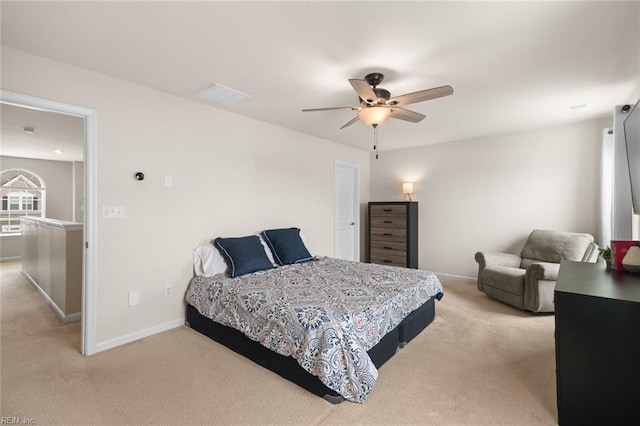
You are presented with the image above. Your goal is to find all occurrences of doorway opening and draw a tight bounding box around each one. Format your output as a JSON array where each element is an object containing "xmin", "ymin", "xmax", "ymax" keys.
[{"xmin": 1, "ymin": 90, "xmax": 97, "ymax": 355}]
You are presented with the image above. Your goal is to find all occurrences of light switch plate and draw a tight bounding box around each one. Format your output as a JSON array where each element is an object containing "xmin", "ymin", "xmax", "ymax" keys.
[{"xmin": 102, "ymin": 205, "xmax": 125, "ymax": 218}]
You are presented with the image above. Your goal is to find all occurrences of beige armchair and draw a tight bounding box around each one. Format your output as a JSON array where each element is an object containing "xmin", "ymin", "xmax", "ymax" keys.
[{"xmin": 474, "ymin": 230, "xmax": 600, "ymax": 313}]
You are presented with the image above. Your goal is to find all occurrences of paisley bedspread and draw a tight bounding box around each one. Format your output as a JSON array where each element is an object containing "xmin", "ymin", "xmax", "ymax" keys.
[{"xmin": 185, "ymin": 256, "xmax": 443, "ymax": 403}]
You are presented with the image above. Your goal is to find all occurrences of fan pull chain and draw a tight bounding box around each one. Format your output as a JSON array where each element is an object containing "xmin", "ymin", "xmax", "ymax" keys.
[{"xmin": 373, "ymin": 125, "xmax": 379, "ymax": 159}]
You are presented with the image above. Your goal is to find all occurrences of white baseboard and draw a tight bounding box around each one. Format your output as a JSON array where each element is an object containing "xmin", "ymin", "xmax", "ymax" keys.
[
  {"xmin": 21, "ymin": 269, "xmax": 81, "ymax": 323},
  {"xmin": 96, "ymin": 318, "xmax": 186, "ymax": 353},
  {"xmin": 434, "ymin": 271, "xmax": 476, "ymax": 283},
  {"xmin": 1, "ymin": 256, "xmax": 21, "ymax": 262},
  {"xmin": 63, "ymin": 312, "xmax": 82, "ymax": 322}
]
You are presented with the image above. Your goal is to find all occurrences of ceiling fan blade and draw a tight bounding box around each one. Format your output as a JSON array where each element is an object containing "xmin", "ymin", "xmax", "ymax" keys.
[
  {"xmin": 340, "ymin": 116, "xmax": 360, "ymax": 129},
  {"xmin": 388, "ymin": 85, "xmax": 454, "ymax": 106},
  {"xmin": 349, "ymin": 79, "xmax": 378, "ymax": 104},
  {"xmin": 302, "ymin": 106, "xmax": 360, "ymax": 112},
  {"xmin": 390, "ymin": 107, "xmax": 426, "ymax": 123}
]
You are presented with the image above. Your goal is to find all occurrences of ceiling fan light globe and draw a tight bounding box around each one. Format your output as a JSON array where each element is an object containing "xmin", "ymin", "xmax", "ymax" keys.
[{"xmin": 359, "ymin": 107, "xmax": 391, "ymax": 127}]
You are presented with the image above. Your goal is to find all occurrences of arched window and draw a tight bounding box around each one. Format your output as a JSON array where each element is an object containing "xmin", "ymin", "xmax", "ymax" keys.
[{"xmin": 0, "ymin": 169, "xmax": 46, "ymax": 235}]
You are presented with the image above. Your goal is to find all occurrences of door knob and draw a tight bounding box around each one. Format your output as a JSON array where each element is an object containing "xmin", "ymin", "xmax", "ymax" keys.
[{"xmin": 350, "ymin": 222, "xmax": 355, "ymax": 225}]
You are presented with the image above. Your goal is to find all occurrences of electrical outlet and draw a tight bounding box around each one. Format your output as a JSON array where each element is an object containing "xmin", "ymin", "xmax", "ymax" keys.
[
  {"xmin": 164, "ymin": 285, "xmax": 173, "ymax": 297},
  {"xmin": 128, "ymin": 290, "xmax": 140, "ymax": 306}
]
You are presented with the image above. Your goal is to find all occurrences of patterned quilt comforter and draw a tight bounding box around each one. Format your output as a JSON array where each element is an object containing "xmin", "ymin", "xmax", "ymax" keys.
[{"xmin": 185, "ymin": 256, "xmax": 443, "ymax": 403}]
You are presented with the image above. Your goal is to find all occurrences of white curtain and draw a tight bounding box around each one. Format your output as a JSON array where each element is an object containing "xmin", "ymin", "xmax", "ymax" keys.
[{"xmin": 600, "ymin": 128, "xmax": 614, "ymax": 248}]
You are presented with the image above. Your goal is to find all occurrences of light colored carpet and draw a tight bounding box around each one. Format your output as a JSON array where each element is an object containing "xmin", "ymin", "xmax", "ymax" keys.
[{"xmin": 1, "ymin": 261, "xmax": 557, "ymax": 425}]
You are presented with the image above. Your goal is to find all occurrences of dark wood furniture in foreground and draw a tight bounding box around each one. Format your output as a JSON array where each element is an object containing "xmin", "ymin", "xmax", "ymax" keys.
[
  {"xmin": 555, "ymin": 261, "xmax": 640, "ymax": 425},
  {"xmin": 368, "ymin": 201, "xmax": 418, "ymax": 268}
]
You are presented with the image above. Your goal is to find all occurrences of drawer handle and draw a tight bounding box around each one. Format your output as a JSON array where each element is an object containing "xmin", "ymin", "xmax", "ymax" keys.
[
  {"xmin": 383, "ymin": 209, "xmax": 392, "ymax": 212},
  {"xmin": 383, "ymin": 260, "xmax": 392, "ymax": 263},
  {"xmin": 383, "ymin": 246, "xmax": 393, "ymax": 250},
  {"xmin": 383, "ymin": 233, "xmax": 392, "ymax": 236},
  {"xmin": 383, "ymin": 220, "xmax": 393, "ymax": 224}
]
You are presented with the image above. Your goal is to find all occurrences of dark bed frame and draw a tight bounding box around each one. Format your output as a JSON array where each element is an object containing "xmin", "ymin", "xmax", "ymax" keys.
[{"xmin": 186, "ymin": 294, "xmax": 441, "ymax": 404}]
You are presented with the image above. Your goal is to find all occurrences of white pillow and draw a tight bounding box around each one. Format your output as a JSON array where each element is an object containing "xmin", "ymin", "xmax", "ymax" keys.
[
  {"xmin": 193, "ymin": 235, "xmax": 277, "ymax": 276},
  {"xmin": 259, "ymin": 235, "xmax": 278, "ymax": 266},
  {"xmin": 193, "ymin": 243, "xmax": 227, "ymax": 276}
]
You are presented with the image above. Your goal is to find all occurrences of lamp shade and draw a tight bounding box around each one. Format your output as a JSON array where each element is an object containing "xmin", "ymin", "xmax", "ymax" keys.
[
  {"xmin": 622, "ymin": 246, "xmax": 640, "ymax": 273},
  {"xmin": 402, "ymin": 182, "xmax": 414, "ymax": 194},
  {"xmin": 359, "ymin": 107, "xmax": 391, "ymax": 127}
]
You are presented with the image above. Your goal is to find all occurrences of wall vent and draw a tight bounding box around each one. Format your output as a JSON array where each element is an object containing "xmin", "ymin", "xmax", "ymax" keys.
[{"xmin": 195, "ymin": 83, "xmax": 251, "ymax": 105}]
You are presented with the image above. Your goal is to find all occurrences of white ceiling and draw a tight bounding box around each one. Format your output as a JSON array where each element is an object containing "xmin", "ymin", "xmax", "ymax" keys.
[
  {"xmin": 1, "ymin": 1, "xmax": 639, "ymax": 155},
  {"xmin": 1, "ymin": 103, "xmax": 84, "ymax": 162}
]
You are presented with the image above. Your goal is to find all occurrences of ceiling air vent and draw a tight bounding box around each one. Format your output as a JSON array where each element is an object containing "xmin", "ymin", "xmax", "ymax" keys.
[
  {"xmin": 566, "ymin": 104, "xmax": 588, "ymax": 112},
  {"xmin": 195, "ymin": 83, "xmax": 251, "ymax": 105}
]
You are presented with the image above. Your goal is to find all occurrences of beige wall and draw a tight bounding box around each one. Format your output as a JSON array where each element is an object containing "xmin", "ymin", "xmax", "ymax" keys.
[
  {"xmin": 0, "ymin": 155, "xmax": 76, "ymax": 221},
  {"xmin": 73, "ymin": 161, "xmax": 84, "ymax": 223},
  {"xmin": 1, "ymin": 47, "xmax": 370, "ymax": 345},
  {"xmin": 0, "ymin": 155, "xmax": 82, "ymax": 259},
  {"xmin": 370, "ymin": 119, "xmax": 608, "ymax": 279},
  {"xmin": 0, "ymin": 235, "xmax": 21, "ymax": 261}
]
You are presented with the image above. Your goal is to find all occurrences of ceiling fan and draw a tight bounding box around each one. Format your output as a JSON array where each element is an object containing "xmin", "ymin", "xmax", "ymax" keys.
[{"xmin": 302, "ymin": 72, "xmax": 453, "ymax": 158}]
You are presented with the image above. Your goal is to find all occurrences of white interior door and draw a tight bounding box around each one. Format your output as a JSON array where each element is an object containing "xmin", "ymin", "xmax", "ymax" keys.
[{"xmin": 335, "ymin": 162, "xmax": 359, "ymax": 261}]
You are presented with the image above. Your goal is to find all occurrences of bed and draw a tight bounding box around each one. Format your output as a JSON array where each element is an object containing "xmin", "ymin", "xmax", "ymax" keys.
[{"xmin": 185, "ymin": 230, "xmax": 443, "ymax": 403}]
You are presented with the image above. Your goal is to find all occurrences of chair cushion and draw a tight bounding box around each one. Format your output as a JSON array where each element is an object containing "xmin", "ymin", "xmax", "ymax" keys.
[
  {"xmin": 482, "ymin": 266, "xmax": 526, "ymax": 296},
  {"xmin": 520, "ymin": 230, "xmax": 594, "ymax": 264}
]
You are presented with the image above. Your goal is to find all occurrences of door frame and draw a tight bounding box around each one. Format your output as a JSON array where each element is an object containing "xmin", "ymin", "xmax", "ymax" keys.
[
  {"xmin": 334, "ymin": 161, "xmax": 360, "ymax": 261},
  {"xmin": 1, "ymin": 90, "xmax": 98, "ymax": 356}
]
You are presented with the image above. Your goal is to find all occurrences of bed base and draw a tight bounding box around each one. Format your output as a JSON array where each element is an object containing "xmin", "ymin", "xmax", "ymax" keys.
[{"xmin": 186, "ymin": 296, "xmax": 437, "ymax": 403}]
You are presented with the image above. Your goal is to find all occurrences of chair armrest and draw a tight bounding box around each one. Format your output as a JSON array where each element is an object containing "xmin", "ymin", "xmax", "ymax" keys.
[
  {"xmin": 474, "ymin": 251, "xmax": 522, "ymax": 269},
  {"xmin": 524, "ymin": 262, "xmax": 561, "ymax": 312},
  {"xmin": 582, "ymin": 242, "xmax": 600, "ymax": 263},
  {"xmin": 474, "ymin": 251, "xmax": 522, "ymax": 292},
  {"xmin": 525, "ymin": 262, "xmax": 560, "ymax": 281}
]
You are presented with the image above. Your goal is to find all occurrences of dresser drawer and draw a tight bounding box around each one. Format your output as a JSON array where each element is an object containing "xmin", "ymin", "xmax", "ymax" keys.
[
  {"xmin": 370, "ymin": 204, "xmax": 407, "ymax": 217},
  {"xmin": 370, "ymin": 254, "xmax": 407, "ymax": 268},
  {"xmin": 370, "ymin": 229, "xmax": 407, "ymax": 244},
  {"xmin": 371, "ymin": 248, "xmax": 407, "ymax": 261},
  {"xmin": 371, "ymin": 241, "xmax": 406, "ymax": 254},
  {"xmin": 370, "ymin": 216, "xmax": 406, "ymax": 229}
]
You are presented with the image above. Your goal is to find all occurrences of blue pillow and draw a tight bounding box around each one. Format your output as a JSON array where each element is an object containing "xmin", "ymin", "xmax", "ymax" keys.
[
  {"xmin": 213, "ymin": 236, "xmax": 275, "ymax": 278},
  {"xmin": 261, "ymin": 228, "xmax": 314, "ymax": 266}
]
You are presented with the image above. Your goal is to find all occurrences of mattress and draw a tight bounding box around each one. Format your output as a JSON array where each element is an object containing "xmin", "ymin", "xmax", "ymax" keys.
[
  {"xmin": 186, "ymin": 298, "xmax": 436, "ymax": 403},
  {"xmin": 186, "ymin": 256, "xmax": 443, "ymax": 403}
]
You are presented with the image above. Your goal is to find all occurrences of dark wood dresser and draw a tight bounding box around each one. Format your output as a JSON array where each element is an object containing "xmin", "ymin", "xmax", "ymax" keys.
[
  {"xmin": 555, "ymin": 261, "xmax": 640, "ymax": 425},
  {"xmin": 367, "ymin": 201, "xmax": 418, "ymax": 269}
]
